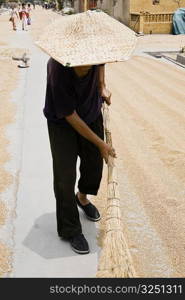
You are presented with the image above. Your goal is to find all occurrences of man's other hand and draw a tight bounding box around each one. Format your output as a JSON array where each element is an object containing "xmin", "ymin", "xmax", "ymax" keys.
[
  {"xmin": 101, "ymin": 87, "xmax": 112, "ymax": 106},
  {"xmin": 98, "ymin": 142, "xmax": 116, "ymax": 164}
]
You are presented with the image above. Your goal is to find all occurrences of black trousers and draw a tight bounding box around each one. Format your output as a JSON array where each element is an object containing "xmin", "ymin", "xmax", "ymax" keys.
[{"xmin": 47, "ymin": 113, "xmax": 104, "ymax": 239}]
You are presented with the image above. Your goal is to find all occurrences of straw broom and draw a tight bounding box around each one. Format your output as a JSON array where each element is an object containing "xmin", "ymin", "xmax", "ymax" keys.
[{"xmin": 96, "ymin": 103, "xmax": 136, "ymax": 278}]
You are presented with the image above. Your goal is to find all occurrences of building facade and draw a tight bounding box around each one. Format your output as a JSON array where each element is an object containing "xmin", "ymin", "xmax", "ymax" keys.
[
  {"xmin": 74, "ymin": 0, "xmax": 185, "ymax": 34},
  {"xmin": 74, "ymin": 0, "xmax": 98, "ymax": 12},
  {"xmin": 129, "ymin": 0, "xmax": 185, "ymax": 33}
]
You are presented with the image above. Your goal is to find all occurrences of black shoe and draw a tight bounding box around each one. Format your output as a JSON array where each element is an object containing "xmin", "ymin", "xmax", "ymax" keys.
[
  {"xmin": 76, "ymin": 194, "xmax": 101, "ymax": 222},
  {"xmin": 69, "ymin": 233, "xmax": 89, "ymax": 254}
]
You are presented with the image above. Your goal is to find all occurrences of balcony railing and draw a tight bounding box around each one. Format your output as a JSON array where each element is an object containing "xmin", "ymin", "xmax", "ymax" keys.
[{"xmin": 130, "ymin": 12, "xmax": 174, "ymax": 33}]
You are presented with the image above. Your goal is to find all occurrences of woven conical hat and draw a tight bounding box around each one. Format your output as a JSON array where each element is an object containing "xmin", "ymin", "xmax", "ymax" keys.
[{"xmin": 35, "ymin": 10, "xmax": 137, "ymax": 67}]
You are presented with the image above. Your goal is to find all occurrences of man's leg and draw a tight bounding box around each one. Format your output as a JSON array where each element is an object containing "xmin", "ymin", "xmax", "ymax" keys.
[
  {"xmin": 24, "ymin": 18, "xmax": 27, "ymax": 30},
  {"xmin": 12, "ymin": 18, "xmax": 16, "ymax": 30},
  {"xmin": 47, "ymin": 121, "xmax": 82, "ymax": 239},
  {"xmin": 22, "ymin": 18, "xmax": 24, "ymax": 30},
  {"xmin": 78, "ymin": 113, "xmax": 104, "ymax": 201}
]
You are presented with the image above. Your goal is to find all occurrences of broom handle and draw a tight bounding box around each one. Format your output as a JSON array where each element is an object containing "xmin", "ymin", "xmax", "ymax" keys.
[
  {"xmin": 102, "ymin": 103, "xmax": 110, "ymax": 144},
  {"xmin": 102, "ymin": 102, "xmax": 114, "ymax": 167}
]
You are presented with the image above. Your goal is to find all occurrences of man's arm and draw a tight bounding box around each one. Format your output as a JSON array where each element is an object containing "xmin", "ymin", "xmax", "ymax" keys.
[
  {"xmin": 99, "ymin": 65, "xmax": 112, "ymax": 106},
  {"xmin": 65, "ymin": 111, "xmax": 116, "ymax": 163},
  {"xmin": 99, "ymin": 65, "xmax": 105, "ymax": 89}
]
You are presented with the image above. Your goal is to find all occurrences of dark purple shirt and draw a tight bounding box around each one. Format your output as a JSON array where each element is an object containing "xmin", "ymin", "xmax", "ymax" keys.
[{"xmin": 44, "ymin": 58, "xmax": 103, "ymax": 126}]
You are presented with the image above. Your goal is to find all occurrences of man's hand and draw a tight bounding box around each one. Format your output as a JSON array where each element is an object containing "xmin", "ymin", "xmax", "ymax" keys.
[
  {"xmin": 101, "ymin": 86, "xmax": 112, "ymax": 106},
  {"xmin": 65, "ymin": 112, "xmax": 116, "ymax": 164},
  {"xmin": 98, "ymin": 65, "xmax": 112, "ymax": 106},
  {"xmin": 98, "ymin": 141, "xmax": 116, "ymax": 164}
]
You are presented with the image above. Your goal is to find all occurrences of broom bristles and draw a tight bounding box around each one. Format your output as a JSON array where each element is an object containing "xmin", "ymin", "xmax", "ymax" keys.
[{"xmin": 97, "ymin": 231, "xmax": 136, "ymax": 277}]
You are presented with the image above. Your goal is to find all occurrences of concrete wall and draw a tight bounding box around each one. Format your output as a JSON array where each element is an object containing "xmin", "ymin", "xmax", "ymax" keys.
[
  {"xmin": 130, "ymin": 0, "xmax": 185, "ymax": 13},
  {"xmin": 121, "ymin": 0, "xmax": 130, "ymax": 25},
  {"xmin": 109, "ymin": 0, "xmax": 130, "ymax": 26},
  {"xmin": 97, "ymin": 0, "xmax": 129, "ymax": 26},
  {"xmin": 76, "ymin": 0, "xmax": 185, "ymax": 14},
  {"xmin": 75, "ymin": 0, "xmax": 98, "ymax": 12},
  {"xmin": 143, "ymin": 22, "xmax": 173, "ymax": 34},
  {"xmin": 99, "ymin": 0, "xmax": 114, "ymax": 15},
  {"xmin": 74, "ymin": 0, "xmax": 85, "ymax": 12},
  {"xmin": 74, "ymin": 0, "xmax": 80, "ymax": 12}
]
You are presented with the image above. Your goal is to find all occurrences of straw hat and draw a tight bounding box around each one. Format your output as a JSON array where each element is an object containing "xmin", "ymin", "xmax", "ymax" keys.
[{"xmin": 35, "ymin": 10, "xmax": 137, "ymax": 67}]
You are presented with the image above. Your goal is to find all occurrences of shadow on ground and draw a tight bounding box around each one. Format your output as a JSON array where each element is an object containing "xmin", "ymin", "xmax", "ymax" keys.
[{"xmin": 23, "ymin": 211, "xmax": 100, "ymax": 259}]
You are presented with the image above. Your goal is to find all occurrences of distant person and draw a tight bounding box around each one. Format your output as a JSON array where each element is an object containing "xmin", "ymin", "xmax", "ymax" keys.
[
  {"xmin": 27, "ymin": 3, "xmax": 32, "ymax": 25},
  {"xmin": 18, "ymin": 3, "xmax": 21, "ymax": 12},
  {"xmin": 20, "ymin": 3, "xmax": 28, "ymax": 30},
  {"xmin": 33, "ymin": 1, "xmax": 36, "ymax": 9},
  {"xmin": 9, "ymin": 6, "xmax": 19, "ymax": 31},
  {"xmin": 27, "ymin": 3, "xmax": 32, "ymax": 14}
]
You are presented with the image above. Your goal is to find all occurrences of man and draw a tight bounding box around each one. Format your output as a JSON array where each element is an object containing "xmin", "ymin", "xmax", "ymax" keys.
[
  {"xmin": 20, "ymin": 3, "xmax": 28, "ymax": 31},
  {"xmin": 9, "ymin": 5, "xmax": 19, "ymax": 31},
  {"xmin": 37, "ymin": 9, "xmax": 137, "ymax": 255},
  {"xmin": 44, "ymin": 60, "xmax": 116, "ymax": 254}
]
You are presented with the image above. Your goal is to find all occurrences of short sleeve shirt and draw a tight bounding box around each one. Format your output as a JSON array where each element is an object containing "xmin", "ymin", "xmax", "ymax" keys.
[{"xmin": 44, "ymin": 58, "xmax": 103, "ymax": 127}]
